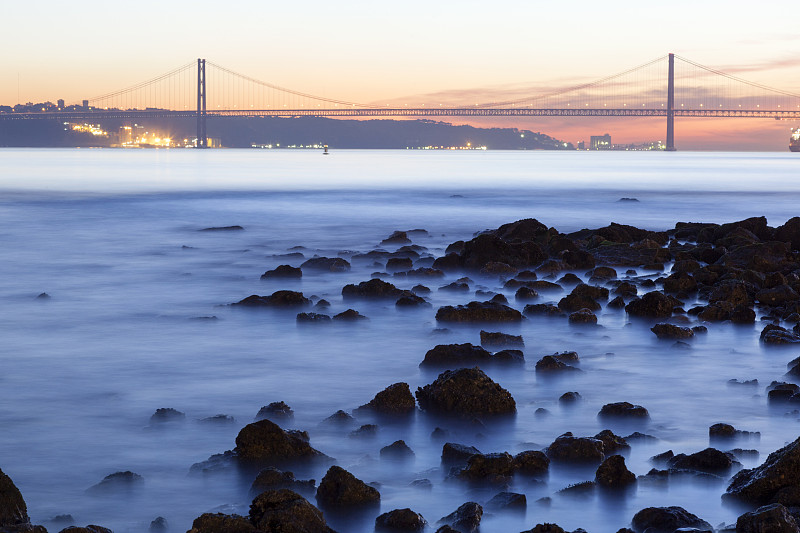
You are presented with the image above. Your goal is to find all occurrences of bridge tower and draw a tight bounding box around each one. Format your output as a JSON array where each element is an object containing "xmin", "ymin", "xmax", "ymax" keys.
[
  {"xmin": 666, "ymin": 53, "xmax": 676, "ymax": 151},
  {"xmin": 196, "ymin": 58, "xmax": 207, "ymax": 148}
]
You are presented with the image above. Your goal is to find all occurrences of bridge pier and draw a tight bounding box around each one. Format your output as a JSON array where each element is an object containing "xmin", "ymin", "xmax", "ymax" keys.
[
  {"xmin": 666, "ymin": 53, "xmax": 676, "ymax": 151},
  {"xmin": 196, "ymin": 58, "xmax": 207, "ymax": 148}
]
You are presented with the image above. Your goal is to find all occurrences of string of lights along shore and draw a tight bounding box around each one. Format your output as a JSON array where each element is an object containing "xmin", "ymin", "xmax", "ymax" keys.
[{"xmin": 2, "ymin": 54, "xmax": 799, "ymax": 150}]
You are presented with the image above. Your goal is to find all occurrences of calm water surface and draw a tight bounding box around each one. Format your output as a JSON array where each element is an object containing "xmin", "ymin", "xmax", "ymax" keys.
[{"xmin": 1, "ymin": 149, "xmax": 799, "ymax": 532}]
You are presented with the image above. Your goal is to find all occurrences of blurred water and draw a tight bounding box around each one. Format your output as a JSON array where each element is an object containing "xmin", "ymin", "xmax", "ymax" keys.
[{"xmin": 0, "ymin": 148, "xmax": 799, "ymax": 532}]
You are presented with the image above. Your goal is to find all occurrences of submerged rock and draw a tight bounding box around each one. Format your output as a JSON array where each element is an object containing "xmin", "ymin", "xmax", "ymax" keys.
[
  {"xmin": 0, "ymin": 468, "xmax": 29, "ymax": 528},
  {"xmin": 630, "ymin": 506, "xmax": 712, "ymax": 533},
  {"xmin": 342, "ymin": 279, "xmax": 404, "ymax": 299},
  {"xmin": 358, "ymin": 383, "xmax": 416, "ymax": 417},
  {"xmin": 598, "ymin": 402, "xmax": 649, "ymax": 419},
  {"xmin": 250, "ymin": 467, "xmax": 315, "ymax": 495},
  {"xmin": 233, "ymin": 291, "xmax": 311, "ymax": 307},
  {"xmin": 150, "ymin": 407, "xmax": 185, "ymax": 423},
  {"xmin": 256, "ymin": 401, "xmax": 294, "ymax": 422},
  {"xmin": 375, "ymin": 508, "xmax": 427, "ymax": 531},
  {"xmin": 595, "ymin": 455, "xmax": 636, "ymax": 488},
  {"xmin": 479, "ymin": 331, "xmax": 524, "ymax": 348},
  {"xmin": 736, "ymin": 503, "xmax": 799, "ymax": 533},
  {"xmin": 437, "ymin": 502, "xmax": 483, "ymax": 533},
  {"xmin": 625, "ymin": 291, "xmax": 675, "ymax": 318},
  {"xmin": 651, "ymin": 323, "xmax": 694, "ymax": 339},
  {"xmin": 86, "ymin": 471, "xmax": 143, "ymax": 494},
  {"xmin": 420, "ymin": 343, "xmax": 492, "ymax": 368},
  {"xmin": 546, "ymin": 432, "xmax": 605, "ymax": 463},
  {"xmin": 435, "ymin": 301, "xmax": 523, "ymax": 323},
  {"xmin": 249, "ymin": 489, "xmax": 335, "ymax": 532},
  {"xmin": 301, "ymin": 257, "xmax": 351, "ymax": 272},
  {"xmin": 726, "ymin": 436, "xmax": 800, "ymax": 506},
  {"xmin": 380, "ymin": 440, "xmax": 415, "ymax": 460},
  {"xmin": 315, "ymin": 465, "xmax": 380, "ymax": 507},
  {"xmin": 415, "ymin": 368, "xmax": 516, "ymax": 417},
  {"xmin": 441, "ymin": 443, "xmax": 482, "ymax": 466},
  {"xmin": 261, "ymin": 265, "xmax": 302, "ymax": 279},
  {"xmin": 235, "ymin": 419, "xmax": 324, "ymax": 465}
]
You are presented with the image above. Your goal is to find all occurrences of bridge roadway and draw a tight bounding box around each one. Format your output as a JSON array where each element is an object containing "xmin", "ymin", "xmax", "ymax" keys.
[{"xmin": 2, "ymin": 108, "xmax": 800, "ymax": 120}]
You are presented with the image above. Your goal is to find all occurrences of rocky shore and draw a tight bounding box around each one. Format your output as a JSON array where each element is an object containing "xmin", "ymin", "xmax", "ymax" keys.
[{"xmin": 5, "ymin": 215, "xmax": 800, "ymax": 533}]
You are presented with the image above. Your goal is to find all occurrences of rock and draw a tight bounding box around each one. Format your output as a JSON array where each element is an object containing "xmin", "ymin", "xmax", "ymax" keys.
[
  {"xmin": 492, "ymin": 349, "xmax": 524, "ymax": 364},
  {"xmin": 249, "ymin": 489, "xmax": 335, "ymax": 532},
  {"xmin": 595, "ymin": 455, "xmax": 636, "ymax": 488},
  {"xmin": 411, "ymin": 284, "xmax": 431, "ymax": 294},
  {"xmin": 296, "ymin": 312, "xmax": 332, "ymax": 323},
  {"xmin": 342, "ymin": 279, "xmax": 404, "ymax": 299},
  {"xmin": 480, "ymin": 331, "xmax": 524, "ymax": 348},
  {"xmin": 523, "ymin": 303, "xmax": 564, "ymax": 316},
  {"xmin": 535, "ymin": 355, "xmax": 580, "ymax": 373},
  {"xmin": 568, "ymin": 309, "xmax": 597, "ymax": 324},
  {"xmin": 589, "ymin": 266, "xmax": 618, "ymax": 281},
  {"xmin": 235, "ymin": 418, "xmax": 324, "ymax": 465},
  {"xmin": 437, "ymin": 502, "xmax": 483, "ymax": 533},
  {"xmin": 481, "ymin": 262, "xmax": 518, "ymax": 275},
  {"xmin": 598, "ymin": 402, "xmax": 649, "ymax": 419},
  {"xmin": 386, "ymin": 257, "xmax": 414, "ymax": 272},
  {"xmin": 356, "ymin": 383, "xmax": 416, "ymax": 417},
  {"xmin": 301, "ymin": 257, "xmax": 350, "ymax": 272},
  {"xmin": 86, "ymin": 471, "xmax": 143, "ymax": 494},
  {"xmin": 515, "ymin": 287, "xmax": 539, "ymax": 301},
  {"xmin": 321, "ymin": 410, "xmax": 354, "ymax": 425},
  {"xmin": 233, "ymin": 291, "xmax": 311, "ymax": 307},
  {"xmin": 256, "ymin": 401, "xmax": 294, "ymax": 422},
  {"xmin": 149, "ymin": 516, "xmax": 168, "ymax": 531},
  {"xmin": 35, "ymin": 292, "xmax": 50, "ymax": 300},
  {"xmin": 663, "ymin": 272, "xmax": 698, "ymax": 293},
  {"xmin": 381, "ymin": 231, "xmax": 412, "ymax": 245},
  {"xmin": 625, "ymin": 291, "xmax": 675, "ymax": 318},
  {"xmin": 726, "ymin": 436, "xmax": 800, "ymax": 506},
  {"xmin": 456, "ymin": 452, "xmax": 515, "ymax": 484},
  {"xmin": 486, "ymin": 491, "xmax": 526, "ymax": 511},
  {"xmin": 188, "ymin": 513, "xmax": 256, "ymax": 533},
  {"xmin": 435, "ymin": 301, "xmax": 523, "ymax": 323},
  {"xmin": 420, "ymin": 344, "xmax": 492, "ymax": 368},
  {"xmin": 546, "ymin": 432, "xmax": 605, "ymax": 463},
  {"xmin": 651, "ymin": 323, "xmax": 694, "ymax": 339},
  {"xmin": 416, "ymin": 368, "xmax": 516, "ymax": 417},
  {"xmin": 150, "ymin": 407, "xmax": 185, "ymax": 423},
  {"xmin": 200, "ymin": 225, "xmax": 244, "ymax": 231},
  {"xmin": 200, "ymin": 414, "xmax": 236, "ymax": 424},
  {"xmin": 61, "ymin": 526, "xmax": 113, "ymax": 533},
  {"xmin": 559, "ymin": 391, "xmax": 582, "ymax": 404},
  {"xmin": 559, "ymin": 283, "xmax": 608, "ymax": 312},
  {"xmin": 442, "ymin": 443, "xmax": 482, "ymax": 466},
  {"xmin": 250, "ymin": 467, "xmax": 315, "ymax": 495},
  {"xmin": 0, "ymin": 468, "xmax": 28, "ymax": 528},
  {"xmin": 757, "ymin": 285, "xmax": 800, "ymax": 306},
  {"xmin": 315, "ymin": 465, "xmax": 380, "ymax": 507},
  {"xmin": 396, "ymin": 294, "xmax": 429, "ymax": 307},
  {"xmin": 709, "ymin": 423, "xmax": 737, "ymax": 438},
  {"xmin": 261, "ymin": 265, "xmax": 302, "ymax": 279},
  {"xmin": 630, "ymin": 506, "xmax": 712, "ymax": 533},
  {"xmin": 594, "ymin": 429, "xmax": 630, "ymax": 454},
  {"xmin": 439, "ymin": 282, "xmax": 470, "ymax": 292},
  {"xmin": 512, "ymin": 450, "xmax": 549, "ymax": 476},
  {"xmin": 732, "ymin": 305, "xmax": 757, "ymax": 324},
  {"xmin": 380, "ymin": 440, "xmax": 415, "ymax": 460},
  {"xmin": 736, "ymin": 503, "xmax": 799, "ymax": 533},
  {"xmin": 375, "ymin": 508, "xmax": 427, "ymax": 531},
  {"xmin": 668, "ymin": 448, "xmax": 738, "ymax": 474},
  {"xmin": 349, "ymin": 424, "xmax": 378, "ymax": 438},
  {"xmin": 761, "ymin": 324, "xmax": 800, "ymax": 345},
  {"xmin": 520, "ymin": 525, "xmax": 567, "ymax": 533},
  {"xmin": 332, "ymin": 309, "xmax": 368, "ymax": 321}
]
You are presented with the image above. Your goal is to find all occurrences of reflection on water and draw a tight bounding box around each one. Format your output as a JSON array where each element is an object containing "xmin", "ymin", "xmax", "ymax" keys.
[{"xmin": 0, "ymin": 149, "xmax": 798, "ymax": 532}]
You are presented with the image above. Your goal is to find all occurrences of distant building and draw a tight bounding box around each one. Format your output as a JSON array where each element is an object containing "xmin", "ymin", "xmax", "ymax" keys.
[
  {"xmin": 590, "ymin": 134, "xmax": 611, "ymax": 150},
  {"xmin": 82, "ymin": 100, "xmax": 89, "ymax": 109},
  {"xmin": 577, "ymin": 141, "xmax": 586, "ymax": 150},
  {"xmin": 57, "ymin": 99, "xmax": 64, "ymax": 109}
]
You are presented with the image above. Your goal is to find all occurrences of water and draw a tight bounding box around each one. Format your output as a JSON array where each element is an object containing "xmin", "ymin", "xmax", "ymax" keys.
[{"xmin": 0, "ymin": 148, "xmax": 799, "ymax": 533}]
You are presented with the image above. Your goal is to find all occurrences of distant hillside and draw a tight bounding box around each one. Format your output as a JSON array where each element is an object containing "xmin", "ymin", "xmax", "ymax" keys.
[{"xmin": 0, "ymin": 115, "xmax": 573, "ymax": 150}]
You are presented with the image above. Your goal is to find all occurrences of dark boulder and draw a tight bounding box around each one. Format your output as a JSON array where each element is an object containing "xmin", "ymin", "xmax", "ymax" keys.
[
  {"xmin": 625, "ymin": 291, "xmax": 674, "ymax": 318},
  {"xmin": 456, "ymin": 452, "xmax": 515, "ymax": 484},
  {"xmin": 559, "ymin": 391, "xmax": 582, "ymax": 404},
  {"xmin": 777, "ymin": 217, "xmax": 800, "ymax": 250},
  {"xmin": 558, "ymin": 283, "xmax": 607, "ymax": 312},
  {"xmin": 492, "ymin": 349, "xmax": 524, "ymax": 364},
  {"xmin": 332, "ymin": 309, "xmax": 368, "ymax": 321},
  {"xmin": 663, "ymin": 271, "xmax": 698, "ymax": 293},
  {"xmin": 250, "ymin": 467, "xmax": 315, "ymax": 495},
  {"xmin": 435, "ymin": 301, "xmax": 523, "ymax": 323},
  {"xmin": 458, "ymin": 233, "xmax": 545, "ymax": 271},
  {"xmin": 234, "ymin": 291, "xmax": 311, "ymax": 307},
  {"xmin": 386, "ymin": 257, "xmax": 414, "ymax": 272},
  {"xmin": 595, "ymin": 455, "xmax": 636, "ymax": 488},
  {"xmin": 235, "ymin": 419, "xmax": 324, "ymax": 465},
  {"xmin": 375, "ymin": 508, "xmax": 427, "ymax": 531},
  {"xmin": 761, "ymin": 324, "xmax": 800, "ymax": 345},
  {"xmin": 315, "ymin": 465, "xmax": 380, "ymax": 507},
  {"xmin": 523, "ymin": 303, "xmax": 564, "ymax": 316},
  {"xmin": 0, "ymin": 468, "xmax": 28, "ymax": 528},
  {"xmin": 342, "ymin": 279, "xmax": 403, "ymax": 299},
  {"xmin": 249, "ymin": 489, "xmax": 335, "ymax": 532},
  {"xmin": 261, "ymin": 265, "xmax": 302, "ymax": 279},
  {"xmin": 515, "ymin": 286, "xmax": 539, "ymax": 301},
  {"xmin": 630, "ymin": 506, "xmax": 712, "ymax": 533},
  {"xmin": 86, "ymin": 471, "xmax": 143, "ymax": 494},
  {"xmin": 188, "ymin": 513, "xmax": 256, "ymax": 533},
  {"xmin": 726, "ymin": 436, "xmax": 800, "ymax": 506},
  {"xmin": 200, "ymin": 225, "xmax": 244, "ymax": 231},
  {"xmin": 513, "ymin": 450, "xmax": 549, "ymax": 476},
  {"xmin": 356, "ymin": 382, "xmax": 416, "ymax": 417},
  {"xmin": 442, "ymin": 443, "xmax": 481, "ymax": 466},
  {"xmin": 486, "ymin": 491, "xmax": 526, "ymax": 511},
  {"xmin": 479, "ymin": 331, "xmax": 524, "ymax": 348},
  {"xmin": 667, "ymin": 447, "xmax": 738, "ymax": 474},
  {"xmin": 416, "ymin": 368, "xmax": 516, "ymax": 417},
  {"xmin": 546, "ymin": 432, "xmax": 605, "ymax": 463},
  {"xmin": 520, "ymin": 525, "xmax": 566, "ymax": 533},
  {"xmin": 568, "ymin": 309, "xmax": 597, "ymax": 324},
  {"xmin": 396, "ymin": 294, "xmax": 429, "ymax": 307},
  {"xmin": 594, "ymin": 429, "xmax": 630, "ymax": 454},
  {"xmin": 301, "ymin": 257, "xmax": 350, "ymax": 272},
  {"xmin": 598, "ymin": 402, "xmax": 649, "ymax": 419},
  {"xmin": 736, "ymin": 503, "xmax": 799, "ymax": 533},
  {"xmin": 61, "ymin": 526, "xmax": 114, "ymax": 533},
  {"xmin": 150, "ymin": 407, "xmax": 185, "ymax": 423},
  {"xmin": 256, "ymin": 402, "xmax": 294, "ymax": 422},
  {"xmin": 296, "ymin": 312, "xmax": 332, "ymax": 323},
  {"xmin": 757, "ymin": 285, "xmax": 800, "ymax": 307},
  {"xmin": 437, "ymin": 502, "xmax": 483, "ymax": 533},
  {"xmin": 535, "ymin": 355, "xmax": 579, "ymax": 373},
  {"xmin": 650, "ymin": 323, "xmax": 694, "ymax": 339},
  {"xmin": 420, "ymin": 344, "xmax": 492, "ymax": 368}
]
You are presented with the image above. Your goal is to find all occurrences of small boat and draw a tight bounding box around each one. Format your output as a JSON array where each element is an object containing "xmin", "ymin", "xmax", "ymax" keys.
[
  {"xmin": 791, "ymin": 128, "xmax": 800, "ymax": 152},
  {"xmin": 323, "ymin": 145, "xmax": 329, "ymax": 155}
]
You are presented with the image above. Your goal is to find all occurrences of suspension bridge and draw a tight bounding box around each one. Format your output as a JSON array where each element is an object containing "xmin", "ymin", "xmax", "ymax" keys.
[{"xmin": 2, "ymin": 54, "xmax": 799, "ymax": 150}]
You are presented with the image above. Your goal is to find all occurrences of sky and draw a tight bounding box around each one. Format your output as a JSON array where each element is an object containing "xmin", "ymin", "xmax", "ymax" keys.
[{"xmin": 2, "ymin": 0, "xmax": 799, "ymax": 150}]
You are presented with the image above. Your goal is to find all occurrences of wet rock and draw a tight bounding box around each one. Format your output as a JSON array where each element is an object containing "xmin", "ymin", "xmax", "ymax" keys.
[
  {"xmin": 442, "ymin": 443, "xmax": 482, "ymax": 466},
  {"xmin": 416, "ymin": 368, "xmax": 516, "ymax": 417},
  {"xmin": 149, "ymin": 517, "xmax": 168, "ymax": 532},
  {"xmin": 479, "ymin": 331, "xmax": 524, "ymax": 348},
  {"xmin": 480, "ymin": 262, "xmax": 518, "ymax": 275},
  {"xmin": 535, "ymin": 355, "xmax": 580, "ymax": 373},
  {"xmin": 60, "ymin": 526, "xmax": 113, "ymax": 533},
  {"xmin": 515, "ymin": 287, "xmax": 539, "ymax": 301},
  {"xmin": 663, "ymin": 271, "xmax": 698, "ymax": 293},
  {"xmin": 546, "ymin": 432, "xmax": 605, "ymax": 463},
  {"xmin": 411, "ymin": 284, "xmax": 430, "ymax": 294},
  {"xmin": 315, "ymin": 465, "xmax": 379, "ymax": 507},
  {"xmin": 234, "ymin": 291, "xmax": 311, "ymax": 307},
  {"xmin": 296, "ymin": 312, "xmax": 332, "ymax": 323},
  {"xmin": 396, "ymin": 294, "xmax": 429, "ymax": 307},
  {"xmin": 332, "ymin": 309, "xmax": 368, "ymax": 321},
  {"xmin": 625, "ymin": 432, "xmax": 657, "ymax": 443},
  {"xmin": 250, "ymin": 467, "xmax": 315, "ymax": 495},
  {"xmin": 437, "ymin": 502, "xmax": 483, "ymax": 533},
  {"xmin": 86, "ymin": 471, "xmax": 143, "ymax": 494},
  {"xmin": 614, "ymin": 281, "xmax": 638, "ymax": 297},
  {"xmin": 380, "ymin": 440, "xmax": 415, "ymax": 460},
  {"xmin": 589, "ymin": 266, "xmax": 618, "ymax": 281},
  {"xmin": 667, "ymin": 448, "xmax": 738, "ymax": 474},
  {"xmin": 559, "ymin": 391, "xmax": 582, "ymax": 404},
  {"xmin": 568, "ymin": 309, "xmax": 597, "ymax": 324},
  {"xmin": 598, "ymin": 402, "xmax": 649, "ymax": 419},
  {"xmin": 435, "ymin": 301, "xmax": 523, "ymax": 323},
  {"xmin": 492, "ymin": 349, "xmax": 525, "ymax": 364},
  {"xmin": 200, "ymin": 225, "xmax": 244, "ymax": 231},
  {"xmin": 439, "ymin": 282, "xmax": 470, "ymax": 292},
  {"xmin": 200, "ymin": 414, "xmax": 236, "ymax": 424},
  {"xmin": 315, "ymin": 299, "xmax": 330, "ymax": 309},
  {"xmin": 35, "ymin": 292, "xmax": 50, "ymax": 300},
  {"xmin": 0, "ymin": 468, "xmax": 29, "ymax": 528},
  {"xmin": 523, "ymin": 303, "xmax": 564, "ymax": 316},
  {"xmin": 731, "ymin": 305, "xmax": 757, "ymax": 324},
  {"xmin": 486, "ymin": 491, "xmax": 526, "ymax": 511},
  {"xmin": 625, "ymin": 291, "xmax": 675, "ymax": 318},
  {"xmin": 150, "ymin": 407, "xmax": 185, "ymax": 423},
  {"xmin": 726, "ymin": 436, "xmax": 800, "ymax": 506},
  {"xmin": 556, "ymin": 481, "xmax": 596, "ymax": 497},
  {"xmin": 513, "ymin": 450, "xmax": 550, "ymax": 476},
  {"xmin": 188, "ymin": 513, "xmax": 256, "ymax": 533},
  {"xmin": 375, "ymin": 508, "xmax": 427, "ymax": 531},
  {"xmin": 456, "ymin": 452, "xmax": 515, "ymax": 484},
  {"xmin": 249, "ymin": 489, "xmax": 335, "ymax": 532},
  {"xmin": 631, "ymin": 506, "xmax": 712, "ymax": 533},
  {"xmin": 735, "ymin": 503, "xmax": 799, "ymax": 533},
  {"xmin": 651, "ymin": 323, "xmax": 694, "ymax": 339},
  {"xmin": 767, "ymin": 383, "xmax": 800, "ymax": 403},
  {"xmin": 405, "ymin": 267, "xmax": 445, "ymax": 278},
  {"xmin": 520, "ymin": 525, "xmax": 566, "ymax": 533},
  {"xmin": 456, "ymin": 232, "xmax": 546, "ymax": 271},
  {"xmin": 709, "ymin": 423, "xmax": 759, "ymax": 440},
  {"xmin": 322, "ymin": 410, "xmax": 354, "ymax": 425},
  {"xmin": 757, "ymin": 285, "xmax": 800, "ymax": 307},
  {"xmin": 301, "ymin": 257, "xmax": 351, "ymax": 272},
  {"xmin": 261, "ymin": 265, "xmax": 302, "ymax": 279},
  {"xmin": 595, "ymin": 455, "xmax": 636, "ymax": 488},
  {"xmin": 558, "ymin": 284, "xmax": 607, "ymax": 312},
  {"xmin": 410, "ymin": 479, "xmax": 432, "ymax": 490},
  {"xmin": 342, "ymin": 279, "xmax": 404, "ymax": 299},
  {"xmin": 420, "ymin": 343, "xmax": 492, "ymax": 368},
  {"xmin": 761, "ymin": 324, "xmax": 800, "ymax": 345},
  {"xmin": 608, "ymin": 296, "xmax": 627, "ymax": 309},
  {"xmin": 349, "ymin": 424, "xmax": 378, "ymax": 438},
  {"xmin": 256, "ymin": 401, "xmax": 294, "ymax": 422},
  {"xmin": 356, "ymin": 383, "xmax": 416, "ymax": 417},
  {"xmin": 381, "ymin": 231, "xmax": 412, "ymax": 245},
  {"xmin": 235, "ymin": 419, "xmax": 324, "ymax": 465},
  {"xmin": 697, "ymin": 302, "xmax": 734, "ymax": 322},
  {"xmin": 386, "ymin": 257, "xmax": 413, "ymax": 272},
  {"xmin": 594, "ymin": 429, "xmax": 630, "ymax": 454}
]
